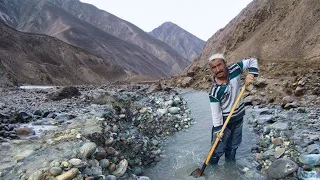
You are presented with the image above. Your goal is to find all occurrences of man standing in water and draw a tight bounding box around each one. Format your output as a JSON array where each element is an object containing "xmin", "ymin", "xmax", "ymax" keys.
[{"xmin": 208, "ymin": 53, "xmax": 258, "ymax": 165}]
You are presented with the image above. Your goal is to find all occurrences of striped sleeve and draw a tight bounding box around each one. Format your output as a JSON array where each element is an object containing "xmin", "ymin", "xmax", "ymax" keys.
[
  {"xmin": 236, "ymin": 58, "xmax": 259, "ymax": 77},
  {"xmin": 209, "ymin": 96, "xmax": 223, "ymax": 127},
  {"xmin": 209, "ymin": 86, "xmax": 223, "ymax": 127}
]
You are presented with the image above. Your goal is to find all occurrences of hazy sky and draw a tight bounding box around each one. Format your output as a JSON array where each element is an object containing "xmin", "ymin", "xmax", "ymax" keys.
[{"xmin": 80, "ymin": 0, "xmax": 253, "ymax": 41}]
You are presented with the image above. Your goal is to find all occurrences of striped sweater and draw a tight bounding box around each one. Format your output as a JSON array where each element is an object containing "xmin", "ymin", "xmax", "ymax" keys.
[{"xmin": 209, "ymin": 58, "xmax": 258, "ymax": 127}]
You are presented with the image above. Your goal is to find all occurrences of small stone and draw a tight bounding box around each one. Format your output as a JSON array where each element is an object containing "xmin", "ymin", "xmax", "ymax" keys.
[
  {"xmin": 255, "ymin": 153, "xmax": 264, "ymax": 160},
  {"xmin": 112, "ymin": 125, "xmax": 119, "ymax": 133},
  {"xmin": 56, "ymin": 168, "xmax": 79, "ymax": 180},
  {"xmin": 112, "ymin": 159, "xmax": 128, "ymax": 177},
  {"xmin": 108, "ymin": 163, "xmax": 116, "ymax": 173},
  {"xmin": 61, "ymin": 161, "xmax": 69, "ymax": 168},
  {"xmin": 168, "ymin": 107, "xmax": 180, "ymax": 114},
  {"xmin": 80, "ymin": 142, "xmax": 97, "ymax": 158},
  {"xmin": 68, "ymin": 158, "xmax": 82, "ymax": 166},
  {"xmin": 106, "ymin": 147, "xmax": 116, "ymax": 155},
  {"xmin": 15, "ymin": 127, "xmax": 35, "ymax": 136},
  {"xmin": 139, "ymin": 108, "xmax": 147, "ymax": 114},
  {"xmin": 156, "ymin": 109, "xmax": 168, "ymax": 117},
  {"xmin": 137, "ymin": 176, "xmax": 151, "ymax": 180},
  {"xmin": 99, "ymin": 159, "xmax": 110, "ymax": 168},
  {"xmin": 50, "ymin": 167, "xmax": 62, "ymax": 176},
  {"xmin": 274, "ymin": 147, "xmax": 286, "ymax": 159},
  {"xmin": 272, "ymin": 138, "xmax": 284, "ymax": 146},
  {"xmin": 105, "ymin": 175, "xmax": 117, "ymax": 180},
  {"xmin": 307, "ymin": 144, "xmax": 320, "ymax": 154}
]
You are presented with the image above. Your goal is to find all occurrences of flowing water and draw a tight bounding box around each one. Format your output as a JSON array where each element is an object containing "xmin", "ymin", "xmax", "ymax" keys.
[{"xmin": 144, "ymin": 90, "xmax": 263, "ymax": 180}]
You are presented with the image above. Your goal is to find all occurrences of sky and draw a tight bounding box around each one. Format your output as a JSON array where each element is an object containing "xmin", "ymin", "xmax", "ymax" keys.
[{"xmin": 80, "ymin": 0, "xmax": 253, "ymax": 41}]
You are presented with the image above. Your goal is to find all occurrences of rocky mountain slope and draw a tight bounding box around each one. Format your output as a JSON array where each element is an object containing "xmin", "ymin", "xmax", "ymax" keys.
[
  {"xmin": 0, "ymin": 0, "xmax": 173, "ymax": 78},
  {"xmin": 149, "ymin": 22, "xmax": 205, "ymax": 61},
  {"xmin": 167, "ymin": 0, "xmax": 320, "ymax": 105},
  {"xmin": 0, "ymin": 21, "xmax": 127, "ymax": 86},
  {"xmin": 48, "ymin": 0, "xmax": 190, "ymax": 75}
]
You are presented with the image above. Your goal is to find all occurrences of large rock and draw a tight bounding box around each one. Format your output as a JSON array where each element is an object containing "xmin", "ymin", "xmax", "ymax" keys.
[
  {"xmin": 146, "ymin": 83, "xmax": 162, "ymax": 94},
  {"xmin": 299, "ymin": 154, "xmax": 320, "ymax": 166},
  {"xmin": 49, "ymin": 86, "xmax": 81, "ymax": 101},
  {"xmin": 244, "ymin": 95, "xmax": 262, "ymax": 106},
  {"xmin": 271, "ymin": 121, "xmax": 289, "ymax": 131},
  {"xmin": 282, "ymin": 96, "xmax": 294, "ymax": 107},
  {"xmin": 253, "ymin": 78, "xmax": 268, "ymax": 88},
  {"xmin": 267, "ymin": 158, "xmax": 298, "ymax": 179}
]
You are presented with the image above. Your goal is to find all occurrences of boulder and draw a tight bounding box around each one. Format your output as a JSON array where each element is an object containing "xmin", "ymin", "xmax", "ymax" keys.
[
  {"xmin": 268, "ymin": 158, "xmax": 298, "ymax": 179},
  {"xmin": 49, "ymin": 86, "xmax": 81, "ymax": 101}
]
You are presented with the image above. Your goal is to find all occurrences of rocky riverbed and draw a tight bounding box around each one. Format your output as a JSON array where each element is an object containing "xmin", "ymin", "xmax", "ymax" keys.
[
  {"xmin": 0, "ymin": 83, "xmax": 319, "ymax": 180},
  {"xmin": 0, "ymin": 84, "xmax": 194, "ymax": 180},
  {"xmin": 248, "ymin": 105, "xmax": 320, "ymax": 179}
]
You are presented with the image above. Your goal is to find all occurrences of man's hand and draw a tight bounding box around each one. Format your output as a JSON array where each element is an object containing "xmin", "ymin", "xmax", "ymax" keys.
[
  {"xmin": 216, "ymin": 130, "xmax": 224, "ymax": 141},
  {"xmin": 245, "ymin": 74, "xmax": 255, "ymax": 85}
]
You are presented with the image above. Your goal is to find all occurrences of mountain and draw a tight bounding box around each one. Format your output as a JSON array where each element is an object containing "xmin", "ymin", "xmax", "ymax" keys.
[
  {"xmin": 189, "ymin": 0, "xmax": 320, "ymax": 70},
  {"xmin": 48, "ymin": 0, "xmax": 190, "ymax": 75},
  {"xmin": 0, "ymin": 21, "xmax": 127, "ymax": 86},
  {"xmin": 149, "ymin": 22, "xmax": 205, "ymax": 61},
  {"xmin": 0, "ymin": 0, "xmax": 172, "ymax": 78},
  {"xmin": 168, "ymin": 0, "xmax": 319, "ymax": 104}
]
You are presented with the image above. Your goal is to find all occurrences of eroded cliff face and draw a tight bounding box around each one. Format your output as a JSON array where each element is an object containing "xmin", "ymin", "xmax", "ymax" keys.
[{"xmin": 0, "ymin": 22, "xmax": 127, "ymax": 86}]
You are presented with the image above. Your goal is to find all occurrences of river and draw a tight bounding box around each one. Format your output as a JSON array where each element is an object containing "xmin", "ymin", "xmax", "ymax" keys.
[{"xmin": 144, "ymin": 90, "xmax": 264, "ymax": 180}]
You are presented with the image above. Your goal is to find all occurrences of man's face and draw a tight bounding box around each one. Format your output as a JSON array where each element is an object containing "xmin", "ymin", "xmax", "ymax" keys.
[{"xmin": 210, "ymin": 58, "xmax": 227, "ymax": 78}]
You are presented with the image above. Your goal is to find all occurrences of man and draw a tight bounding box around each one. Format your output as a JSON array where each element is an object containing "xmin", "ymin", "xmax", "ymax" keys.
[{"xmin": 208, "ymin": 53, "xmax": 258, "ymax": 165}]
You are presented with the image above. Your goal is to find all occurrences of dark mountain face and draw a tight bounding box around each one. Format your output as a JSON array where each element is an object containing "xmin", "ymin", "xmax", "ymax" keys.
[
  {"xmin": 149, "ymin": 22, "xmax": 206, "ymax": 61},
  {"xmin": 0, "ymin": 21, "xmax": 127, "ymax": 86},
  {"xmin": 0, "ymin": 0, "xmax": 171, "ymax": 78},
  {"xmin": 47, "ymin": 0, "xmax": 190, "ymax": 75}
]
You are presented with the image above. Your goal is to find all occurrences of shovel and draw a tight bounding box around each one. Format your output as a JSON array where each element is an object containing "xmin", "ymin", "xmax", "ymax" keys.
[{"xmin": 190, "ymin": 84, "xmax": 247, "ymax": 178}]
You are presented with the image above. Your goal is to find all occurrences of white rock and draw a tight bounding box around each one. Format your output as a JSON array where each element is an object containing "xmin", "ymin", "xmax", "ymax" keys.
[
  {"xmin": 69, "ymin": 158, "xmax": 82, "ymax": 166},
  {"xmin": 157, "ymin": 109, "xmax": 168, "ymax": 117},
  {"xmin": 112, "ymin": 159, "xmax": 128, "ymax": 177},
  {"xmin": 80, "ymin": 142, "xmax": 97, "ymax": 158},
  {"xmin": 164, "ymin": 100, "xmax": 173, "ymax": 107},
  {"xmin": 168, "ymin": 107, "xmax": 180, "ymax": 114}
]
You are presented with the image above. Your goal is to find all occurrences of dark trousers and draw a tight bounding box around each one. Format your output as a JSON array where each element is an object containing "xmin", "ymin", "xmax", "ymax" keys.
[{"xmin": 209, "ymin": 118, "xmax": 243, "ymax": 165}]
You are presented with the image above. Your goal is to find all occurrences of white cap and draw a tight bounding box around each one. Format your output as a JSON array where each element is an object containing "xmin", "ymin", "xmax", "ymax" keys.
[{"xmin": 208, "ymin": 53, "xmax": 225, "ymax": 62}]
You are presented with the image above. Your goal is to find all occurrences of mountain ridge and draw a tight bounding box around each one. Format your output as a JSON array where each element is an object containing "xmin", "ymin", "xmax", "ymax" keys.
[
  {"xmin": 0, "ymin": 20, "xmax": 128, "ymax": 86},
  {"xmin": 149, "ymin": 21, "xmax": 205, "ymax": 61}
]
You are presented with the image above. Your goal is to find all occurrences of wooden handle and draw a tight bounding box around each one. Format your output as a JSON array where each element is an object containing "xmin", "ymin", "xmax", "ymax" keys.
[{"xmin": 204, "ymin": 85, "xmax": 246, "ymax": 165}]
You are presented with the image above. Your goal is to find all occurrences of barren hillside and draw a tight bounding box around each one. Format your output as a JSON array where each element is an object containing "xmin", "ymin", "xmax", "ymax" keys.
[
  {"xmin": 0, "ymin": 21, "xmax": 127, "ymax": 86},
  {"xmin": 166, "ymin": 0, "xmax": 320, "ymax": 105}
]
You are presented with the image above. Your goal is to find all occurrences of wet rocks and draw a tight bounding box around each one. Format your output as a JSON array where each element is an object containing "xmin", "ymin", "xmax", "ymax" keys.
[
  {"xmin": 267, "ymin": 158, "xmax": 298, "ymax": 179},
  {"xmin": 112, "ymin": 159, "xmax": 128, "ymax": 177},
  {"xmin": 299, "ymin": 154, "xmax": 320, "ymax": 166},
  {"xmin": 0, "ymin": 84, "xmax": 194, "ymax": 179},
  {"xmin": 56, "ymin": 168, "xmax": 79, "ymax": 180},
  {"xmin": 50, "ymin": 167, "xmax": 63, "ymax": 176},
  {"xmin": 249, "ymin": 105, "xmax": 320, "ymax": 179},
  {"xmin": 80, "ymin": 142, "xmax": 97, "ymax": 158}
]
